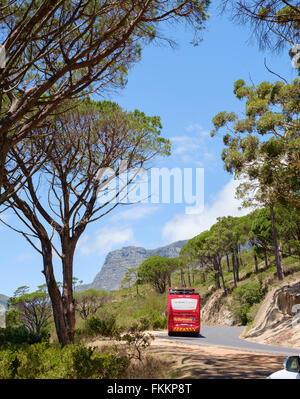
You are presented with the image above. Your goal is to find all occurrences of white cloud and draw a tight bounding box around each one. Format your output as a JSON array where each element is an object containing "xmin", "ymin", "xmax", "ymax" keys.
[
  {"xmin": 110, "ymin": 205, "xmax": 160, "ymax": 223},
  {"xmin": 169, "ymin": 124, "xmax": 214, "ymax": 166},
  {"xmin": 185, "ymin": 123, "xmax": 209, "ymax": 136},
  {"xmin": 78, "ymin": 226, "xmax": 135, "ymax": 255},
  {"xmin": 161, "ymin": 178, "xmax": 249, "ymax": 242}
]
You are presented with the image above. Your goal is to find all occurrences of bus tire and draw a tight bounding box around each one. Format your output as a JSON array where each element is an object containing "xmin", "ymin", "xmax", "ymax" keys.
[{"xmin": 168, "ymin": 331, "xmax": 174, "ymax": 336}]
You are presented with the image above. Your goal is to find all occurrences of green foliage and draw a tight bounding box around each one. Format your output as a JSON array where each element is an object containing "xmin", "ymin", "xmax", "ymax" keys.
[
  {"xmin": 74, "ymin": 289, "xmax": 111, "ymax": 320},
  {"xmin": 5, "ymin": 309, "xmax": 22, "ymax": 328},
  {"xmin": 0, "ymin": 326, "xmax": 50, "ymax": 348},
  {"xmin": 211, "ymin": 78, "xmax": 300, "ymax": 209},
  {"xmin": 133, "ymin": 309, "xmax": 167, "ymax": 330},
  {"xmin": 119, "ymin": 319, "xmax": 154, "ymax": 362},
  {"xmin": 81, "ymin": 314, "xmax": 119, "ymax": 338},
  {"xmin": 138, "ymin": 255, "xmax": 178, "ymax": 294},
  {"xmin": 230, "ymin": 281, "xmax": 265, "ymax": 325},
  {"xmin": 71, "ymin": 345, "xmax": 129, "ymax": 379},
  {"xmin": 0, "ymin": 342, "xmax": 129, "ymax": 379}
]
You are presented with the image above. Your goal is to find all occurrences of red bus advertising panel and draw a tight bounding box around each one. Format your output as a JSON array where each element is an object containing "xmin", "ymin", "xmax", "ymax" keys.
[{"xmin": 168, "ymin": 287, "xmax": 200, "ymax": 336}]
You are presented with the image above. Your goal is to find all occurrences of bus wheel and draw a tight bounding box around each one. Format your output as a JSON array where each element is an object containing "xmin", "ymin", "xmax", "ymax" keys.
[{"xmin": 168, "ymin": 332, "xmax": 174, "ymax": 336}]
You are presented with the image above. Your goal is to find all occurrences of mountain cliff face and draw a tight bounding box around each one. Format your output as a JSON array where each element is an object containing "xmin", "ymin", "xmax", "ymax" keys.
[
  {"xmin": 0, "ymin": 294, "xmax": 8, "ymax": 308},
  {"xmin": 76, "ymin": 240, "xmax": 187, "ymax": 292},
  {"xmin": 0, "ymin": 294, "xmax": 8, "ymax": 328}
]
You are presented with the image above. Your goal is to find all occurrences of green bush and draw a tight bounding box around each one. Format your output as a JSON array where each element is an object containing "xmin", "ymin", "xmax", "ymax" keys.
[
  {"xmin": 0, "ymin": 326, "xmax": 49, "ymax": 347},
  {"xmin": 229, "ymin": 281, "xmax": 265, "ymax": 325},
  {"xmin": 0, "ymin": 342, "xmax": 130, "ymax": 379},
  {"xmin": 83, "ymin": 315, "xmax": 119, "ymax": 338},
  {"xmin": 133, "ymin": 309, "xmax": 167, "ymax": 330},
  {"xmin": 70, "ymin": 345, "xmax": 129, "ymax": 379}
]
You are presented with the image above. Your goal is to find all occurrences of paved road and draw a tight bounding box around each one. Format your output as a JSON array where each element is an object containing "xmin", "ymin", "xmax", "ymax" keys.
[{"xmin": 158, "ymin": 326, "xmax": 300, "ymax": 356}]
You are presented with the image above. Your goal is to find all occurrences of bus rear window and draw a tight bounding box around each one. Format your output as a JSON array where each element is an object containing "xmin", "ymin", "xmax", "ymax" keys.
[{"xmin": 171, "ymin": 298, "xmax": 198, "ymax": 310}]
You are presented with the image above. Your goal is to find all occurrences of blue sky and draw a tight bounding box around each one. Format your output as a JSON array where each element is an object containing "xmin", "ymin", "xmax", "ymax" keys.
[{"xmin": 0, "ymin": 4, "xmax": 297, "ymax": 297}]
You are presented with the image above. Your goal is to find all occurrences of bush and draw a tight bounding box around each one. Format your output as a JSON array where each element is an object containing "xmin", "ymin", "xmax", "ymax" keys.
[
  {"xmin": 229, "ymin": 281, "xmax": 265, "ymax": 325},
  {"xmin": 0, "ymin": 326, "xmax": 49, "ymax": 348},
  {"xmin": 70, "ymin": 345, "xmax": 129, "ymax": 379},
  {"xmin": 0, "ymin": 342, "xmax": 130, "ymax": 379},
  {"xmin": 133, "ymin": 309, "xmax": 167, "ymax": 330},
  {"xmin": 82, "ymin": 315, "xmax": 119, "ymax": 338}
]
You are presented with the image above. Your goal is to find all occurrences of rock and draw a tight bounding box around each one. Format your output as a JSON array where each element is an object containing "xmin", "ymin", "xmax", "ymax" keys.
[
  {"xmin": 201, "ymin": 290, "xmax": 238, "ymax": 326},
  {"xmin": 241, "ymin": 278, "xmax": 300, "ymax": 348},
  {"xmin": 0, "ymin": 304, "xmax": 6, "ymax": 328},
  {"xmin": 76, "ymin": 240, "xmax": 187, "ymax": 293},
  {"xmin": 0, "ymin": 294, "xmax": 8, "ymax": 308}
]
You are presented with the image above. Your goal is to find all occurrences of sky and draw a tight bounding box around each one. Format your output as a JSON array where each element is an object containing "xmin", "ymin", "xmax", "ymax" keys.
[{"xmin": 0, "ymin": 4, "xmax": 297, "ymax": 297}]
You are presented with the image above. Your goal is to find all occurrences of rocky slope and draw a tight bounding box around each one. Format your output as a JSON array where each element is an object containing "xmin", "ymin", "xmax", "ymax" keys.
[
  {"xmin": 0, "ymin": 294, "xmax": 8, "ymax": 328},
  {"xmin": 200, "ymin": 290, "xmax": 238, "ymax": 326},
  {"xmin": 76, "ymin": 240, "xmax": 187, "ymax": 292},
  {"xmin": 0, "ymin": 294, "xmax": 8, "ymax": 308},
  {"xmin": 241, "ymin": 278, "xmax": 300, "ymax": 348}
]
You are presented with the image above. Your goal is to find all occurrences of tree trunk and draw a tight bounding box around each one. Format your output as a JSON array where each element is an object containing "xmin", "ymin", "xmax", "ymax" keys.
[
  {"xmin": 235, "ymin": 248, "xmax": 240, "ymax": 282},
  {"xmin": 217, "ymin": 259, "xmax": 227, "ymax": 295},
  {"xmin": 167, "ymin": 273, "xmax": 172, "ymax": 288},
  {"xmin": 254, "ymin": 252, "xmax": 258, "ymax": 274},
  {"xmin": 238, "ymin": 245, "xmax": 243, "ymax": 267},
  {"xmin": 187, "ymin": 265, "xmax": 191, "ymax": 287},
  {"xmin": 226, "ymin": 254, "xmax": 231, "ymax": 272},
  {"xmin": 213, "ymin": 260, "xmax": 221, "ymax": 290},
  {"xmin": 41, "ymin": 240, "xmax": 70, "ymax": 345},
  {"xmin": 270, "ymin": 205, "xmax": 284, "ymax": 281},
  {"xmin": 61, "ymin": 237, "xmax": 76, "ymax": 344},
  {"xmin": 232, "ymin": 252, "xmax": 237, "ymax": 288},
  {"xmin": 180, "ymin": 269, "xmax": 186, "ymax": 286},
  {"xmin": 264, "ymin": 249, "xmax": 269, "ymax": 269}
]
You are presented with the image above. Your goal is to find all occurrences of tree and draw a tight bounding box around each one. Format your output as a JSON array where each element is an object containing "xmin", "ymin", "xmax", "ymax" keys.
[
  {"xmin": 8, "ymin": 285, "xmax": 52, "ymax": 334},
  {"xmin": 221, "ymin": 0, "xmax": 300, "ymax": 52},
  {"xmin": 138, "ymin": 255, "xmax": 174, "ymax": 294},
  {"xmin": 211, "ymin": 78, "xmax": 300, "ymax": 280},
  {"xmin": 2, "ymin": 99, "xmax": 170, "ymax": 345},
  {"xmin": 121, "ymin": 268, "xmax": 140, "ymax": 296},
  {"xmin": 74, "ymin": 289, "xmax": 111, "ymax": 320},
  {"xmin": 0, "ymin": 0, "xmax": 210, "ymax": 204},
  {"xmin": 182, "ymin": 229, "xmax": 227, "ymax": 293}
]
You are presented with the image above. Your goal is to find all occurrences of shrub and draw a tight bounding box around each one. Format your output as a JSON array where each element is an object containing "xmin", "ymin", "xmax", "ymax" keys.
[
  {"xmin": 118, "ymin": 319, "xmax": 154, "ymax": 362},
  {"xmin": 70, "ymin": 345, "xmax": 129, "ymax": 379},
  {"xmin": 133, "ymin": 309, "xmax": 167, "ymax": 330},
  {"xmin": 0, "ymin": 326, "xmax": 49, "ymax": 348},
  {"xmin": 0, "ymin": 342, "xmax": 130, "ymax": 379},
  {"xmin": 82, "ymin": 315, "xmax": 119, "ymax": 338},
  {"xmin": 229, "ymin": 281, "xmax": 265, "ymax": 325}
]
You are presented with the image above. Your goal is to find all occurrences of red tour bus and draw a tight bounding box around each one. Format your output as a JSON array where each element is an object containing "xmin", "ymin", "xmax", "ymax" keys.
[{"xmin": 167, "ymin": 286, "xmax": 200, "ymax": 336}]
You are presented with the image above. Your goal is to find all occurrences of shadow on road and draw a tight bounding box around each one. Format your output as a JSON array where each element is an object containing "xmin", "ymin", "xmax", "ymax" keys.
[
  {"xmin": 151, "ymin": 344, "xmax": 285, "ymax": 379},
  {"xmin": 170, "ymin": 333, "xmax": 206, "ymax": 339}
]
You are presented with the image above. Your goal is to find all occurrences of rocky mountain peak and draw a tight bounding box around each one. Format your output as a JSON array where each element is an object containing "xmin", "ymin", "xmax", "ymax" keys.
[{"xmin": 76, "ymin": 240, "xmax": 187, "ymax": 293}]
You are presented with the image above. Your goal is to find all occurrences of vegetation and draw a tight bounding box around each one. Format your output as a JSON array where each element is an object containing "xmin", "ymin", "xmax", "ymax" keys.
[
  {"xmin": 0, "ymin": 0, "xmax": 210, "ymax": 205},
  {"xmin": 229, "ymin": 281, "xmax": 266, "ymax": 325},
  {"xmin": 7, "ymin": 285, "xmax": 51, "ymax": 334},
  {"xmin": 74, "ymin": 289, "xmax": 112, "ymax": 320},
  {"xmin": 0, "ymin": 0, "xmax": 298, "ymax": 380},
  {"xmin": 2, "ymin": 99, "xmax": 171, "ymax": 345}
]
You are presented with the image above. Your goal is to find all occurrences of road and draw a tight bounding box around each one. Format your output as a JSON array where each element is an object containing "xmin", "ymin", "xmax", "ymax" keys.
[{"xmin": 158, "ymin": 325, "xmax": 300, "ymax": 356}]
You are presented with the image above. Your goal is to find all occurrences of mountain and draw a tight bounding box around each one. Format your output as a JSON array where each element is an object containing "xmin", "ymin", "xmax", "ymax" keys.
[
  {"xmin": 76, "ymin": 240, "xmax": 187, "ymax": 293},
  {"xmin": 0, "ymin": 294, "xmax": 8, "ymax": 308}
]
